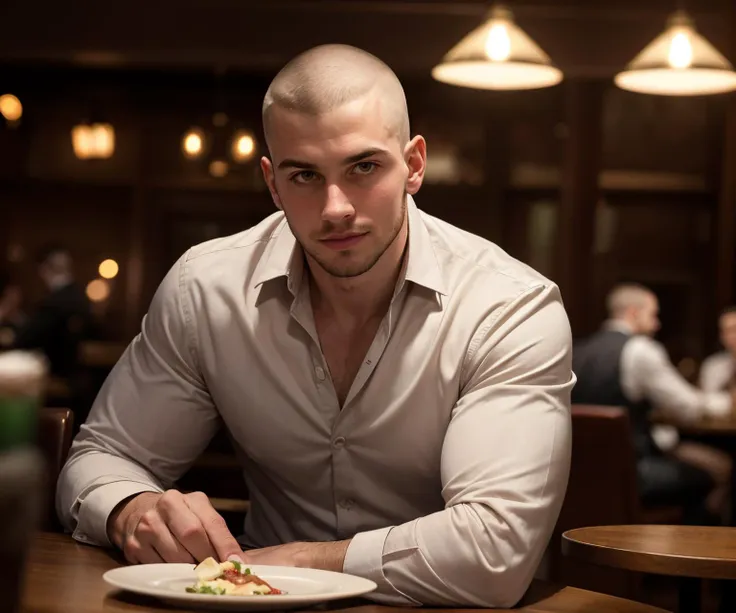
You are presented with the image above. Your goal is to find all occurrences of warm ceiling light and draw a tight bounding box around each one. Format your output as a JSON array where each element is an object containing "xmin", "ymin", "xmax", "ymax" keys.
[
  {"xmin": 86, "ymin": 279, "xmax": 111, "ymax": 303},
  {"xmin": 72, "ymin": 123, "xmax": 115, "ymax": 159},
  {"xmin": 232, "ymin": 131, "xmax": 256, "ymax": 162},
  {"xmin": 615, "ymin": 10, "xmax": 736, "ymax": 96},
  {"xmin": 209, "ymin": 160, "xmax": 229, "ymax": 178},
  {"xmin": 182, "ymin": 128, "xmax": 205, "ymax": 159},
  {"xmin": 432, "ymin": 4, "xmax": 562, "ymax": 91},
  {"xmin": 98, "ymin": 259, "xmax": 119, "ymax": 280},
  {"xmin": 0, "ymin": 94, "xmax": 22, "ymax": 123}
]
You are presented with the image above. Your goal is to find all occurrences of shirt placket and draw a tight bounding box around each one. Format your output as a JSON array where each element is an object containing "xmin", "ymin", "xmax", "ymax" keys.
[{"xmin": 330, "ymin": 289, "xmax": 409, "ymax": 538}]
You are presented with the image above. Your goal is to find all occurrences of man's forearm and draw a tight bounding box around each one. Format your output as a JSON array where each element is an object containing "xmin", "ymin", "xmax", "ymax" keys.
[
  {"xmin": 302, "ymin": 539, "xmax": 351, "ymax": 572},
  {"xmin": 242, "ymin": 539, "xmax": 352, "ymax": 573}
]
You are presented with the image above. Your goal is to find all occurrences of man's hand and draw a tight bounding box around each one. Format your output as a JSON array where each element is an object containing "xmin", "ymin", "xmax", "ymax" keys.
[
  {"xmin": 241, "ymin": 540, "xmax": 351, "ymax": 573},
  {"xmin": 108, "ymin": 490, "xmax": 244, "ymax": 565}
]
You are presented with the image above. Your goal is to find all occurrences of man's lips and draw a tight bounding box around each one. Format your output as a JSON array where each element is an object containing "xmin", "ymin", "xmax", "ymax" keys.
[{"xmin": 319, "ymin": 232, "xmax": 367, "ymax": 250}]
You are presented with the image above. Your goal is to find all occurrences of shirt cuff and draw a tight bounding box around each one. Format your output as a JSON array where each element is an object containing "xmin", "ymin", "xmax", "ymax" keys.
[
  {"xmin": 704, "ymin": 392, "xmax": 732, "ymax": 418},
  {"xmin": 73, "ymin": 481, "xmax": 163, "ymax": 547},
  {"xmin": 343, "ymin": 526, "xmax": 393, "ymax": 589}
]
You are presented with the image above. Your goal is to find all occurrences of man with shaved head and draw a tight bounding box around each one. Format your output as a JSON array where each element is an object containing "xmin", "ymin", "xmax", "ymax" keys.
[
  {"xmin": 573, "ymin": 283, "xmax": 732, "ymax": 521},
  {"xmin": 59, "ymin": 45, "xmax": 573, "ymax": 607}
]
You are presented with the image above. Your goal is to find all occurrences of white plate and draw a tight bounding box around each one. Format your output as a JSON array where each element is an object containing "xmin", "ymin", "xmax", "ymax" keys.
[{"xmin": 103, "ymin": 563, "xmax": 377, "ymax": 611}]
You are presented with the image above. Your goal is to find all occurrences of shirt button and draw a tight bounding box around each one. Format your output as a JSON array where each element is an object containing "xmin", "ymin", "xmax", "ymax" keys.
[
  {"xmin": 333, "ymin": 436, "xmax": 346, "ymax": 449},
  {"xmin": 315, "ymin": 366, "xmax": 326, "ymax": 381}
]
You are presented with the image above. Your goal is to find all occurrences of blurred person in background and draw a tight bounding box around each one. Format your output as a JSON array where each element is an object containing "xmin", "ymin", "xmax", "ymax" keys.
[
  {"xmin": 700, "ymin": 307, "xmax": 736, "ymax": 393},
  {"xmin": 0, "ymin": 271, "xmax": 26, "ymax": 349},
  {"xmin": 573, "ymin": 283, "xmax": 732, "ymax": 523},
  {"xmin": 12, "ymin": 245, "xmax": 92, "ymax": 379}
]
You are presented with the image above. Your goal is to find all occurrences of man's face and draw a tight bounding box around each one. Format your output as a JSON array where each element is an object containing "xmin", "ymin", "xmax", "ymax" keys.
[
  {"xmin": 632, "ymin": 293, "xmax": 661, "ymax": 337},
  {"xmin": 719, "ymin": 312, "xmax": 736, "ymax": 355},
  {"xmin": 261, "ymin": 93, "xmax": 425, "ymax": 279}
]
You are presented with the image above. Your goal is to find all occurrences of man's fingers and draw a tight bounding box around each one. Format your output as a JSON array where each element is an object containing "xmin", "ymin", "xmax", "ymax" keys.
[
  {"xmin": 184, "ymin": 491, "xmax": 244, "ymax": 562},
  {"xmin": 157, "ymin": 490, "xmax": 218, "ymax": 562},
  {"xmin": 124, "ymin": 533, "xmax": 165, "ymax": 564},
  {"xmin": 136, "ymin": 508, "xmax": 196, "ymax": 564}
]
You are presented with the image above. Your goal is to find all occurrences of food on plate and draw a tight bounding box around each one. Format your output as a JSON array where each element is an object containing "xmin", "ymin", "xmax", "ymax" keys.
[{"xmin": 186, "ymin": 557, "xmax": 283, "ymax": 596}]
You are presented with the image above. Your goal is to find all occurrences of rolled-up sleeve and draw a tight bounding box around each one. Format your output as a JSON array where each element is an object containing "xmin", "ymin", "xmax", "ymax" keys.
[
  {"xmin": 343, "ymin": 283, "xmax": 574, "ymax": 607},
  {"xmin": 57, "ymin": 252, "xmax": 221, "ymax": 546}
]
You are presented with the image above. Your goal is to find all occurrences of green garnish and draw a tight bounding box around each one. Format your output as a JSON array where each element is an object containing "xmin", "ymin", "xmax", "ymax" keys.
[
  {"xmin": 187, "ymin": 585, "xmax": 226, "ymax": 595},
  {"xmin": 231, "ymin": 560, "xmax": 243, "ymax": 573},
  {"xmin": 244, "ymin": 567, "xmax": 251, "ymax": 575}
]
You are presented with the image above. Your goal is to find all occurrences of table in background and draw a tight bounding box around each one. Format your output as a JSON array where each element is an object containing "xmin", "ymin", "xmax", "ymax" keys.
[
  {"xmin": 651, "ymin": 411, "xmax": 736, "ymax": 528},
  {"xmin": 563, "ymin": 525, "xmax": 736, "ymax": 613},
  {"xmin": 22, "ymin": 533, "xmax": 669, "ymax": 613}
]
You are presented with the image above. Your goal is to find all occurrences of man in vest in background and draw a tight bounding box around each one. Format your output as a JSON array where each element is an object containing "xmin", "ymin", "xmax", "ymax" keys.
[{"xmin": 572, "ymin": 283, "xmax": 732, "ymax": 523}]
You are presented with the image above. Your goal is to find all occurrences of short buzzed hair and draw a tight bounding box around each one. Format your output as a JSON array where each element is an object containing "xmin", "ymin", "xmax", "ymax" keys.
[
  {"xmin": 606, "ymin": 283, "xmax": 654, "ymax": 318},
  {"xmin": 262, "ymin": 44, "xmax": 410, "ymax": 149}
]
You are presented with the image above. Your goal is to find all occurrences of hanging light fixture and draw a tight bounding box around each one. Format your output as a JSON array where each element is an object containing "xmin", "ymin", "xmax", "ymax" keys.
[
  {"xmin": 432, "ymin": 4, "xmax": 562, "ymax": 91},
  {"xmin": 71, "ymin": 122, "xmax": 115, "ymax": 159},
  {"xmin": 615, "ymin": 10, "xmax": 736, "ymax": 96}
]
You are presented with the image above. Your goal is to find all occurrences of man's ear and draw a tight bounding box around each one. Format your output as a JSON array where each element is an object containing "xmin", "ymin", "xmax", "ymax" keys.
[
  {"xmin": 261, "ymin": 156, "xmax": 282, "ymax": 210},
  {"xmin": 404, "ymin": 135, "xmax": 427, "ymax": 195}
]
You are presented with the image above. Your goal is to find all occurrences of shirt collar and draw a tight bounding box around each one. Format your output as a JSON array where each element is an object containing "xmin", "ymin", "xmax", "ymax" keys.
[{"xmin": 253, "ymin": 195, "xmax": 447, "ymax": 297}]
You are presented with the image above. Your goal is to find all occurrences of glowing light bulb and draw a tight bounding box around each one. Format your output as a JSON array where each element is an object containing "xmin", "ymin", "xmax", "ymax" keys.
[
  {"xmin": 232, "ymin": 132, "xmax": 256, "ymax": 162},
  {"xmin": 183, "ymin": 130, "xmax": 204, "ymax": 158},
  {"xmin": 86, "ymin": 279, "xmax": 110, "ymax": 303},
  {"xmin": 98, "ymin": 259, "xmax": 119, "ymax": 280},
  {"xmin": 668, "ymin": 30, "xmax": 693, "ymax": 69},
  {"xmin": 0, "ymin": 94, "xmax": 22, "ymax": 122},
  {"xmin": 485, "ymin": 23, "xmax": 511, "ymax": 62}
]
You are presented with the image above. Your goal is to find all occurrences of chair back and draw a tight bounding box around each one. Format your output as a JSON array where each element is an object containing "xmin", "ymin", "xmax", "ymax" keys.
[
  {"xmin": 550, "ymin": 405, "xmax": 640, "ymax": 597},
  {"xmin": 37, "ymin": 408, "xmax": 74, "ymax": 530}
]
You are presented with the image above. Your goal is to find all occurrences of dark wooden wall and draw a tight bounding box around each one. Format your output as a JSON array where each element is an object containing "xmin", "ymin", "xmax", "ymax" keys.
[{"xmin": 1, "ymin": 62, "xmax": 735, "ymax": 364}]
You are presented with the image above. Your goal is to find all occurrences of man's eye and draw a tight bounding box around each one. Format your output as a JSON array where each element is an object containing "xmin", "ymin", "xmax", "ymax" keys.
[
  {"xmin": 353, "ymin": 162, "xmax": 377, "ymax": 175},
  {"xmin": 291, "ymin": 171, "xmax": 319, "ymax": 184}
]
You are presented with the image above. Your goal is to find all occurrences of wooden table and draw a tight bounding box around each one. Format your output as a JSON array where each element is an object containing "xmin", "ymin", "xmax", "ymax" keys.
[
  {"xmin": 651, "ymin": 411, "xmax": 736, "ymax": 528},
  {"xmin": 20, "ymin": 533, "xmax": 671, "ymax": 613},
  {"xmin": 563, "ymin": 525, "xmax": 736, "ymax": 613}
]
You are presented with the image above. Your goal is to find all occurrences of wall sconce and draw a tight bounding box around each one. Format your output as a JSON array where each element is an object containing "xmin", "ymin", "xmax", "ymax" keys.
[
  {"xmin": 72, "ymin": 122, "xmax": 115, "ymax": 159},
  {"xmin": 182, "ymin": 112, "xmax": 258, "ymax": 178}
]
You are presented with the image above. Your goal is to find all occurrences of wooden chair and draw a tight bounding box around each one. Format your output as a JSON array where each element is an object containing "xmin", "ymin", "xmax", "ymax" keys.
[
  {"xmin": 550, "ymin": 405, "xmax": 682, "ymax": 599},
  {"xmin": 36, "ymin": 408, "xmax": 74, "ymax": 531}
]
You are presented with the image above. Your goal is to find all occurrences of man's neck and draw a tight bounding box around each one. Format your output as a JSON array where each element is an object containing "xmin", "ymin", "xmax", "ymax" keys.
[
  {"xmin": 308, "ymin": 221, "xmax": 408, "ymax": 331},
  {"xmin": 605, "ymin": 318, "xmax": 635, "ymax": 335}
]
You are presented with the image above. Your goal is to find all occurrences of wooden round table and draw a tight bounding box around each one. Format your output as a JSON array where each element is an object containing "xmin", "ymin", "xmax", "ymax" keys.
[{"xmin": 563, "ymin": 525, "xmax": 736, "ymax": 613}]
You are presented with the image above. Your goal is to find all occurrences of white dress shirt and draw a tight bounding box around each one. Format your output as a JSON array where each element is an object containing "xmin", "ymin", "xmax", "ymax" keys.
[
  {"xmin": 700, "ymin": 351, "xmax": 735, "ymax": 393},
  {"xmin": 57, "ymin": 197, "xmax": 574, "ymax": 607},
  {"xmin": 606, "ymin": 321, "xmax": 731, "ymax": 451}
]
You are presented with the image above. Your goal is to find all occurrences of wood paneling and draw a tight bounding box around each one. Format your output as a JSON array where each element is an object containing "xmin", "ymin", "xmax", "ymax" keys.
[{"xmin": 557, "ymin": 80, "xmax": 604, "ymax": 337}]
